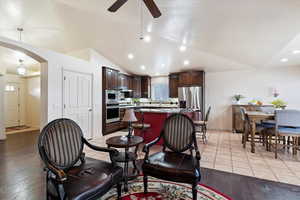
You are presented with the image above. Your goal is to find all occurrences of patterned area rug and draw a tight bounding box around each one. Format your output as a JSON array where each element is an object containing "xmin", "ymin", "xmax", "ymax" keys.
[{"xmin": 101, "ymin": 176, "xmax": 232, "ymax": 200}]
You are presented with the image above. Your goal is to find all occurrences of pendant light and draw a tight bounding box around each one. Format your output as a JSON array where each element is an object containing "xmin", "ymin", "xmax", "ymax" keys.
[
  {"xmin": 16, "ymin": 28, "xmax": 26, "ymax": 75},
  {"xmin": 17, "ymin": 59, "xmax": 26, "ymax": 75}
]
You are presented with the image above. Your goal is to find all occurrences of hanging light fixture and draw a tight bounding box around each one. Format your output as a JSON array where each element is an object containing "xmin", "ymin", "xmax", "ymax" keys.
[
  {"xmin": 17, "ymin": 59, "xmax": 26, "ymax": 75},
  {"xmin": 16, "ymin": 28, "xmax": 26, "ymax": 75}
]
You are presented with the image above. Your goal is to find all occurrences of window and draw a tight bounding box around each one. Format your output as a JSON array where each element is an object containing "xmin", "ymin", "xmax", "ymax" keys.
[
  {"xmin": 5, "ymin": 85, "xmax": 15, "ymax": 92},
  {"xmin": 152, "ymin": 83, "xmax": 169, "ymax": 101}
]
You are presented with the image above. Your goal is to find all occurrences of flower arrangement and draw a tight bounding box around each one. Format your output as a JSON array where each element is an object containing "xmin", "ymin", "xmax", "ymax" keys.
[{"xmin": 271, "ymin": 99, "xmax": 287, "ymax": 109}]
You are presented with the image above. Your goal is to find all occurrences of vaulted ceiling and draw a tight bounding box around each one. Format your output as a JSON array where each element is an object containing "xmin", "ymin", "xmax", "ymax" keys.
[{"xmin": 1, "ymin": 0, "xmax": 300, "ymax": 76}]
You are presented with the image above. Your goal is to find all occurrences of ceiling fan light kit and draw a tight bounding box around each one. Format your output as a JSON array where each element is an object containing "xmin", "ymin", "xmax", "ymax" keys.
[{"xmin": 108, "ymin": 0, "xmax": 162, "ymax": 18}]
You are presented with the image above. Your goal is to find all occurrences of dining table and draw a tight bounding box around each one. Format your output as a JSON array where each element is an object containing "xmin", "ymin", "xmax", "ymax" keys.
[{"xmin": 245, "ymin": 111, "xmax": 275, "ymax": 153}]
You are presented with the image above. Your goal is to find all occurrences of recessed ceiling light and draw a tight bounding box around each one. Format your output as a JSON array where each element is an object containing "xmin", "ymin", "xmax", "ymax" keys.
[
  {"xmin": 128, "ymin": 53, "xmax": 134, "ymax": 59},
  {"xmin": 7, "ymin": 3, "xmax": 19, "ymax": 17},
  {"xmin": 140, "ymin": 65, "xmax": 146, "ymax": 70},
  {"xmin": 161, "ymin": 64, "xmax": 165, "ymax": 67},
  {"xmin": 179, "ymin": 45, "xmax": 187, "ymax": 52},
  {"xmin": 293, "ymin": 50, "xmax": 300, "ymax": 54},
  {"xmin": 280, "ymin": 58, "xmax": 288, "ymax": 62},
  {"xmin": 144, "ymin": 35, "xmax": 151, "ymax": 43},
  {"xmin": 147, "ymin": 25, "xmax": 152, "ymax": 33},
  {"xmin": 184, "ymin": 60, "xmax": 190, "ymax": 66}
]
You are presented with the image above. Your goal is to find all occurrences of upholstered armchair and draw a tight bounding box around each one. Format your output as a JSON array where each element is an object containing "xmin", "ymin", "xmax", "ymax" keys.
[
  {"xmin": 38, "ymin": 118, "xmax": 123, "ymax": 200},
  {"xmin": 142, "ymin": 114, "xmax": 201, "ymax": 200}
]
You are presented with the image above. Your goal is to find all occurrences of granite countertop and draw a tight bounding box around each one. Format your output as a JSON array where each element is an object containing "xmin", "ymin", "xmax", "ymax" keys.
[
  {"xmin": 135, "ymin": 108, "xmax": 193, "ymax": 113},
  {"xmin": 119, "ymin": 104, "xmax": 179, "ymax": 109}
]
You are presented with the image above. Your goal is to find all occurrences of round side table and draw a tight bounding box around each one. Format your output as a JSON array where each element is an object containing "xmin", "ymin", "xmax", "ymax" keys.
[{"xmin": 106, "ymin": 135, "xmax": 143, "ymax": 192}]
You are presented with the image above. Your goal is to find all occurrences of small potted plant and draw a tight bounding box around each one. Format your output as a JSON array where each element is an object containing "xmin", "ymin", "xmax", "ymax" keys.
[
  {"xmin": 233, "ymin": 94, "xmax": 245, "ymax": 104},
  {"xmin": 132, "ymin": 98, "xmax": 140, "ymax": 106},
  {"xmin": 271, "ymin": 99, "xmax": 287, "ymax": 109}
]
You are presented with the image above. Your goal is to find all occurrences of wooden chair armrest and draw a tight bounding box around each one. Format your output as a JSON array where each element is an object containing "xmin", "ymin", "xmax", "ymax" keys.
[
  {"xmin": 40, "ymin": 146, "xmax": 67, "ymax": 182},
  {"xmin": 46, "ymin": 164, "xmax": 67, "ymax": 182},
  {"xmin": 143, "ymin": 136, "xmax": 161, "ymax": 160}
]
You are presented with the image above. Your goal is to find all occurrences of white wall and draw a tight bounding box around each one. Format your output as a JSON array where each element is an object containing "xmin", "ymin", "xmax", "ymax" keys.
[
  {"xmin": 25, "ymin": 76, "xmax": 41, "ymax": 128},
  {"xmin": 206, "ymin": 66, "xmax": 300, "ymax": 131},
  {"xmin": 0, "ymin": 74, "xmax": 5, "ymax": 140}
]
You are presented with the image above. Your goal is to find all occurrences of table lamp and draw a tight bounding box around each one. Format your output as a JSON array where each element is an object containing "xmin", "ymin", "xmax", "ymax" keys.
[{"xmin": 122, "ymin": 109, "xmax": 138, "ymax": 138}]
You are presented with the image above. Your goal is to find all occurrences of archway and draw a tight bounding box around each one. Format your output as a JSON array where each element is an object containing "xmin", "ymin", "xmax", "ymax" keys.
[{"xmin": 0, "ymin": 37, "xmax": 48, "ymax": 140}]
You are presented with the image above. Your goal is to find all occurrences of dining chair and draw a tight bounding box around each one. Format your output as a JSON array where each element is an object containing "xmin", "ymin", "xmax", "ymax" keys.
[
  {"xmin": 274, "ymin": 110, "xmax": 300, "ymax": 159},
  {"xmin": 240, "ymin": 107, "xmax": 264, "ymax": 148},
  {"xmin": 194, "ymin": 106, "xmax": 211, "ymax": 143},
  {"xmin": 256, "ymin": 107, "xmax": 277, "ymax": 151},
  {"xmin": 38, "ymin": 118, "xmax": 123, "ymax": 200},
  {"xmin": 142, "ymin": 113, "xmax": 201, "ymax": 200}
]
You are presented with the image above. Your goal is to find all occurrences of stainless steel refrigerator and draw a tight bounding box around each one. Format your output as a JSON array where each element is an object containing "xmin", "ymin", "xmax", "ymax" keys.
[{"xmin": 178, "ymin": 87, "xmax": 204, "ymax": 116}]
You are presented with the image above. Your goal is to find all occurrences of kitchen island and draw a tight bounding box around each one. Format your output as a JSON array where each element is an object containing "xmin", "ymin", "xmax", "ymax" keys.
[{"xmin": 134, "ymin": 108, "xmax": 198, "ymax": 145}]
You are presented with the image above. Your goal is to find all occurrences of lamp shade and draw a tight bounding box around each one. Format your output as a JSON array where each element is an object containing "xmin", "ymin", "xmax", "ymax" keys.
[{"xmin": 122, "ymin": 109, "xmax": 138, "ymax": 122}]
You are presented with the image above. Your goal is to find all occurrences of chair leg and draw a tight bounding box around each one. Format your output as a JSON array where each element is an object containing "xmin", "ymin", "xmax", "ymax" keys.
[
  {"xmin": 117, "ymin": 183, "xmax": 122, "ymax": 199},
  {"xmin": 292, "ymin": 137, "xmax": 297, "ymax": 155},
  {"xmin": 192, "ymin": 182, "xmax": 198, "ymax": 200},
  {"xmin": 275, "ymin": 135, "xmax": 278, "ymax": 159},
  {"xmin": 243, "ymin": 130, "xmax": 247, "ymax": 148},
  {"xmin": 143, "ymin": 175, "xmax": 148, "ymax": 194},
  {"xmin": 202, "ymin": 125, "xmax": 207, "ymax": 144}
]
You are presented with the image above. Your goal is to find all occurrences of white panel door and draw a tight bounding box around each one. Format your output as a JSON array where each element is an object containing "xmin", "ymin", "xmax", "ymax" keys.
[
  {"xmin": 63, "ymin": 70, "xmax": 93, "ymax": 139},
  {"xmin": 4, "ymin": 83, "xmax": 20, "ymax": 127}
]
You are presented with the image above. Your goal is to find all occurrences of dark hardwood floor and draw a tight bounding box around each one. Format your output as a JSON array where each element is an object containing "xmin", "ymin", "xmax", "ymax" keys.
[{"xmin": 1, "ymin": 131, "xmax": 300, "ymax": 200}]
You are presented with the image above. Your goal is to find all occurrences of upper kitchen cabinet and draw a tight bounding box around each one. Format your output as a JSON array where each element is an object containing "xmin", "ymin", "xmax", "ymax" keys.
[
  {"xmin": 102, "ymin": 67, "xmax": 119, "ymax": 90},
  {"xmin": 119, "ymin": 73, "xmax": 133, "ymax": 90},
  {"xmin": 169, "ymin": 73, "xmax": 179, "ymax": 98},
  {"xmin": 132, "ymin": 76, "xmax": 141, "ymax": 98},
  {"xmin": 168, "ymin": 70, "xmax": 205, "ymax": 98},
  {"xmin": 178, "ymin": 71, "xmax": 205, "ymax": 87},
  {"xmin": 141, "ymin": 76, "xmax": 151, "ymax": 98}
]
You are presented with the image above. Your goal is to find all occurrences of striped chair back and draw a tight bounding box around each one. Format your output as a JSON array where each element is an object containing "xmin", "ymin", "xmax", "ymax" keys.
[
  {"xmin": 162, "ymin": 114, "xmax": 196, "ymax": 152},
  {"xmin": 38, "ymin": 118, "xmax": 84, "ymax": 170}
]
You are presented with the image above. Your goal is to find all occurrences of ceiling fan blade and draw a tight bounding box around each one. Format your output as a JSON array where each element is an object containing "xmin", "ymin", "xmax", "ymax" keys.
[
  {"xmin": 143, "ymin": 0, "xmax": 162, "ymax": 18},
  {"xmin": 108, "ymin": 0, "xmax": 128, "ymax": 12}
]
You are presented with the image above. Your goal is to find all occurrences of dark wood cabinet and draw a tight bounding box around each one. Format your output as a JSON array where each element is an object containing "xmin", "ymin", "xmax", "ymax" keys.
[
  {"xmin": 102, "ymin": 67, "xmax": 151, "ymax": 135},
  {"xmin": 132, "ymin": 76, "xmax": 141, "ymax": 98},
  {"xmin": 103, "ymin": 67, "xmax": 119, "ymax": 90},
  {"xmin": 141, "ymin": 76, "xmax": 151, "ymax": 98},
  {"xmin": 118, "ymin": 73, "xmax": 133, "ymax": 90},
  {"xmin": 169, "ymin": 71, "xmax": 205, "ymax": 98},
  {"xmin": 169, "ymin": 73, "xmax": 179, "ymax": 98},
  {"xmin": 178, "ymin": 71, "xmax": 204, "ymax": 87}
]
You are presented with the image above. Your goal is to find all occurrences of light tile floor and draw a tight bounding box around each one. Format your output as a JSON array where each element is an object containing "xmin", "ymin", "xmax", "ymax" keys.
[{"xmin": 84, "ymin": 130, "xmax": 300, "ymax": 186}]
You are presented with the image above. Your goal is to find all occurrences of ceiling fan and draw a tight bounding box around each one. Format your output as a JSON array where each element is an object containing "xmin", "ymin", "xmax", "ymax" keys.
[{"xmin": 108, "ymin": 0, "xmax": 162, "ymax": 18}]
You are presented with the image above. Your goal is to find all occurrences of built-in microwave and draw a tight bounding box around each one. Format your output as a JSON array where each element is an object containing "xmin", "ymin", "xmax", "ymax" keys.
[
  {"xmin": 106, "ymin": 90, "xmax": 119, "ymax": 103},
  {"xmin": 119, "ymin": 90, "xmax": 133, "ymax": 100}
]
